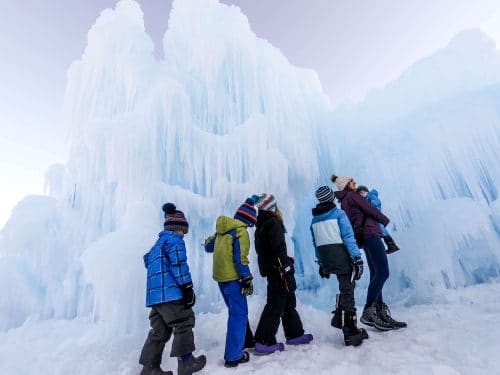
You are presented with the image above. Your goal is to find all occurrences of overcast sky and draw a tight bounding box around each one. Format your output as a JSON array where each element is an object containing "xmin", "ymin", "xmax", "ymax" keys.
[{"xmin": 1, "ymin": 0, "xmax": 500, "ymax": 227}]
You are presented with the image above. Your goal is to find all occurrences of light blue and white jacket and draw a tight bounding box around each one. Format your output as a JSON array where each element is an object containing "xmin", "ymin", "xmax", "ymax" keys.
[{"xmin": 310, "ymin": 202, "xmax": 361, "ymax": 261}]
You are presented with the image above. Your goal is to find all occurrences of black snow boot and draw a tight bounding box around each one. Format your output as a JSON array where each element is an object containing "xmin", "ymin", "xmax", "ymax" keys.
[
  {"xmin": 360, "ymin": 302, "xmax": 393, "ymax": 331},
  {"xmin": 342, "ymin": 310, "xmax": 369, "ymax": 347},
  {"xmin": 331, "ymin": 294, "xmax": 342, "ymax": 329},
  {"xmin": 383, "ymin": 236, "xmax": 400, "ymax": 254},
  {"xmin": 140, "ymin": 365, "xmax": 173, "ymax": 375},
  {"xmin": 377, "ymin": 302, "xmax": 407, "ymax": 329},
  {"xmin": 177, "ymin": 355, "xmax": 206, "ymax": 375},
  {"xmin": 224, "ymin": 351, "xmax": 250, "ymax": 368}
]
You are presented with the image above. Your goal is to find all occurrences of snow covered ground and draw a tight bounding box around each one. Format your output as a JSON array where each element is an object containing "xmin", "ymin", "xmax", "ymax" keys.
[{"xmin": 1, "ymin": 281, "xmax": 498, "ymax": 375}]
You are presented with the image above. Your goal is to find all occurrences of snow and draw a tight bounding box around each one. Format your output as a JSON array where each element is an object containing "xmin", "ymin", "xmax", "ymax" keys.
[
  {"xmin": 0, "ymin": 0, "xmax": 499, "ymax": 371},
  {"xmin": 0, "ymin": 282, "xmax": 499, "ymax": 374}
]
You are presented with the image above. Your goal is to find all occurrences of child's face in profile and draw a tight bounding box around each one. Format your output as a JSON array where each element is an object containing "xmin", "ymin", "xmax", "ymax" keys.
[{"xmin": 359, "ymin": 190, "xmax": 368, "ymax": 198}]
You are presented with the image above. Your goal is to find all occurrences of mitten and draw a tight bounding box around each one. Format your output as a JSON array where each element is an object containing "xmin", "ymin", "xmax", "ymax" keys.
[
  {"xmin": 353, "ymin": 256, "xmax": 364, "ymax": 280},
  {"xmin": 318, "ymin": 265, "xmax": 330, "ymax": 279},
  {"xmin": 180, "ymin": 282, "xmax": 196, "ymax": 307}
]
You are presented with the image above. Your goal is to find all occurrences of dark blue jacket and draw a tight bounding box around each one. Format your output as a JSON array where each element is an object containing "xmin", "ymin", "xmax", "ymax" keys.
[{"xmin": 144, "ymin": 230, "xmax": 192, "ymax": 307}]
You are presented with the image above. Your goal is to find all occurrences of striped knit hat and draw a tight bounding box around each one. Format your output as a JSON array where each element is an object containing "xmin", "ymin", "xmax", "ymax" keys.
[
  {"xmin": 162, "ymin": 203, "xmax": 189, "ymax": 234},
  {"xmin": 331, "ymin": 175, "xmax": 352, "ymax": 191},
  {"xmin": 315, "ymin": 186, "xmax": 335, "ymax": 203},
  {"xmin": 234, "ymin": 197, "xmax": 258, "ymax": 227},
  {"xmin": 255, "ymin": 193, "xmax": 277, "ymax": 212}
]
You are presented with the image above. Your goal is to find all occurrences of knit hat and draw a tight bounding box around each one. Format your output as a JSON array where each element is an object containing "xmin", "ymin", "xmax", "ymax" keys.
[
  {"xmin": 315, "ymin": 186, "xmax": 335, "ymax": 203},
  {"xmin": 255, "ymin": 193, "xmax": 277, "ymax": 212},
  {"xmin": 162, "ymin": 203, "xmax": 189, "ymax": 234},
  {"xmin": 331, "ymin": 175, "xmax": 352, "ymax": 191},
  {"xmin": 234, "ymin": 197, "xmax": 258, "ymax": 227},
  {"xmin": 356, "ymin": 185, "xmax": 369, "ymax": 193}
]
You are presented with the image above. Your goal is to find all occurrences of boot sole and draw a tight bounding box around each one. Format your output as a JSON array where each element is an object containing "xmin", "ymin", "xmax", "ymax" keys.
[{"xmin": 360, "ymin": 317, "xmax": 393, "ymax": 331}]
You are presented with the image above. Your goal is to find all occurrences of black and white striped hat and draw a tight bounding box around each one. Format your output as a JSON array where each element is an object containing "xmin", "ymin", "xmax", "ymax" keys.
[{"xmin": 315, "ymin": 186, "xmax": 335, "ymax": 203}]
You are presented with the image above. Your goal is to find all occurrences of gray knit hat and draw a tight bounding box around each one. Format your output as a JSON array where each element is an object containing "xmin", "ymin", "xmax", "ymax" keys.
[{"xmin": 315, "ymin": 186, "xmax": 335, "ymax": 203}]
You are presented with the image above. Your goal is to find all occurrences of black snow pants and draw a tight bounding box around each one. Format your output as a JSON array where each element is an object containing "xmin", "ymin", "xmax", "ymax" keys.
[
  {"xmin": 139, "ymin": 300, "xmax": 195, "ymax": 367},
  {"xmin": 336, "ymin": 273, "xmax": 356, "ymax": 313},
  {"xmin": 254, "ymin": 273, "xmax": 305, "ymax": 345}
]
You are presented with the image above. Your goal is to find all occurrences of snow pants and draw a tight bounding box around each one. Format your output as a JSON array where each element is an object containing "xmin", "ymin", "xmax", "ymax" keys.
[
  {"xmin": 218, "ymin": 280, "xmax": 250, "ymax": 362},
  {"xmin": 139, "ymin": 300, "xmax": 195, "ymax": 367},
  {"xmin": 336, "ymin": 273, "xmax": 356, "ymax": 313},
  {"xmin": 254, "ymin": 273, "xmax": 305, "ymax": 345},
  {"xmin": 363, "ymin": 236, "xmax": 390, "ymax": 305}
]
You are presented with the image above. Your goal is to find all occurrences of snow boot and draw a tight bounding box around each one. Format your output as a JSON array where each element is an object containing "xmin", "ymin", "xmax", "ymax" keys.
[
  {"xmin": 140, "ymin": 365, "xmax": 173, "ymax": 375},
  {"xmin": 331, "ymin": 294, "xmax": 342, "ymax": 329},
  {"xmin": 377, "ymin": 302, "xmax": 407, "ymax": 329},
  {"xmin": 360, "ymin": 302, "xmax": 393, "ymax": 331},
  {"xmin": 342, "ymin": 310, "xmax": 369, "ymax": 347},
  {"xmin": 254, "ymin": 342, "xmax": 285, "ymax": 355},
  {"xmin": 286, "ymin": 333, "xmax": 313, "ymax": 345},
  {"xmin": 224, "ymin": 351, "xmax": 250, "ymax": 368},
  {"xmin": 177, "ymin": 355, "xmax": 206, "ymax": 375},
  {"xmin": 383, "ymin": 236, "xmax": 400, "ymax": 254}
]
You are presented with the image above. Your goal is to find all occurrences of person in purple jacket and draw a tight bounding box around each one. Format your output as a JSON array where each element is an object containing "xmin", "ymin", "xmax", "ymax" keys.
[{"xmin": 331, "ymin": 175, "xmax": 407, "ymax": 331}]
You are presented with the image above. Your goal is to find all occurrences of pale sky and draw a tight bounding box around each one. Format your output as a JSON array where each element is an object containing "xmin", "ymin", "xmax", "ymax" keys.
[{"xmin": 1, "ymin": 0, "xmax": 500, "ymax": 228}]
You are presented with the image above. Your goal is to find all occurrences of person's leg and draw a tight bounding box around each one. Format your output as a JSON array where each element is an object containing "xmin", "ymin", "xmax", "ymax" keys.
[
  {"xmin": 281, "ymin": 290, "xmax": 305, "ymax": 340},
  {"xmin": 244, "ymin": 320, "xmax": 255, "ymax": 349},
  {"xmin": 139, "ymin": 306, "xmax": 173, "ymax": 368},
  {"xmin": 363, "ymin": 237, "xmax": 389, "ymax": 305},
  {"xmin": 156, "ymin": 301, "xmax": 196, "ymax": 358},
  {"xmin": 254, "ymin": 275, "xmax": 286, "ymax": 345},
  {"xmin": 336, "ymin": 273, "xmax": 355, "ymax": 313},
  {"xmin": 219, "ymin": 281, "xmax": 248, "ymax": 362}
]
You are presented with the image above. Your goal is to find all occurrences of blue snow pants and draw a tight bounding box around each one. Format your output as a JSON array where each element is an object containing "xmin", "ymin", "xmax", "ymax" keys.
[
  {"xmin": 218, "ymin": 280, "xmax": 248, "ymax": 361},
  {"xmin": 363, "ymin": 236, "xmax": 390, "ymax": 305}
]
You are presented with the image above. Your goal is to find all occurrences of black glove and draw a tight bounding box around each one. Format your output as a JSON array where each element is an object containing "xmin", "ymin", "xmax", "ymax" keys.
[
  {"xmin": 318, "ymin": 265, "xmax": 330, "ymax": 279},
  {"xmin": 180, "ymin": 283, "xmax": 196, "ymax": 308},
  {"xmin": 281, "ymin": 264, "xmax": 297, "ymax": 292},
  {"xmin": 353, "ymin": 256, "xmax": 364, "ymax": 281},
  {"xmin": 240, "ymin": 275, "xmax": 253, "ymax": 296}
]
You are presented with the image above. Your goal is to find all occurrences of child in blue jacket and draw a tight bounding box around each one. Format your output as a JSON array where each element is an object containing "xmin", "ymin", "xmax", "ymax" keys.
[
  {"xmin": 311, "ymin": 186, "xmax": 368, "ymax": 346},
  {"xmin": 139, "ymin": 203, "xmax": 206, "ymax": 375},
  {"xmin": 357, "ymin": 186, "xmax": 400, "ymax": 254}
]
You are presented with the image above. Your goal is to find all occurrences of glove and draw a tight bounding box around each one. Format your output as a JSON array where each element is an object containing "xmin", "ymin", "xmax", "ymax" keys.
[
  {"xmin": 240, "ymin": 275, "xmax": 254, "ymax": 296},
  {"xmin": 180, "ymin": 283, "xmax": 196, "ymax": 308},
  {"xmin": 318, "ymin": 265, "xmax": 330, "ymax": 279},
  {"xmin": 353, "ymin": 256, "xmax": 364, "ymax": 281}
]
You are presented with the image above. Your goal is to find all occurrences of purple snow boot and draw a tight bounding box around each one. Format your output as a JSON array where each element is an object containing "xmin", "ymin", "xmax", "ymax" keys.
[
  {"xmin": 254, "ymin": 342, "xmax": 285, "ymax": 355},
  {"xmin": 286, "ymin": 333, "xmax": 314, "ymax": 346}
]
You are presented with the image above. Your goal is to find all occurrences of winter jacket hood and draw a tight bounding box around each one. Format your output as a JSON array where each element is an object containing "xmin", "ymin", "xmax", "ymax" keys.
[
  {"xmin": 312, "ymin": 201, "xmax": 337, "ymax": 216},
  {"xmin": 216, "ymin": 216, "xmax": 247, "ymax": 235}
]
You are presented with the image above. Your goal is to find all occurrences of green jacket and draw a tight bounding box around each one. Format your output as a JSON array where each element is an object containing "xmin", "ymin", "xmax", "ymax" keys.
[{"xmin": 213, "ymin": 216, "xmax": 251, "ymax": 282}]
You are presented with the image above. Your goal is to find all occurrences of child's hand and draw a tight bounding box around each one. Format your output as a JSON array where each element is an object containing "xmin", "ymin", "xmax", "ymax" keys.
[
  {"xmin": 318, "ymin": 265, "xmax": 330, "ymax": 279},
  {"xmin": 353, "ymin": 256, "xmax": 364, "ymax": 280},
  {"xmin": 240, "ymin": 275, "xmax": 254, "ymax": 296}
]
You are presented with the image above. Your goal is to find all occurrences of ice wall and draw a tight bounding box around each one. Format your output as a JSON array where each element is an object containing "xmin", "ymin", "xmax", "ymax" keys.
[{"xmin": 0, "ymin": 1, "xmax": 499, "ymax": 334}]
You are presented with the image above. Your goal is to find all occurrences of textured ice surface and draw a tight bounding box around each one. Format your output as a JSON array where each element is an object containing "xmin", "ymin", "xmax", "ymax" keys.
[{"xmin": 0, "ymin": 0, "xmax": 499, "ymax": 335}]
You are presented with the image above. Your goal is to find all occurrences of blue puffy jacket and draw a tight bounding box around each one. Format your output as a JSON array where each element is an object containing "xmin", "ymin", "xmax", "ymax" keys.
[
  {"xmin": 143, "ymin": 230, "xmax": 192, "ymax": 307},
  {"xmin": 366, "ymin": 189, "xmax": 382, "ymax": 211}
]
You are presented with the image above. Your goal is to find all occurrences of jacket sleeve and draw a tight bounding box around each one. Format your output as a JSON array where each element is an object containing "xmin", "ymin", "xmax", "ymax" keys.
[
  {"xmin": 338, "ymin": 211, "xmax": 362, "ymax": 260},
  {"xmin": 267, "ymin": 218, "xmax": 290, "ymax": 267},
  {"xmin": 310, "ymin": 224, "xmax": 319, "ymax": 260},
  {"xmin": 352, "ymin": 192, "xmax": 389, "ymax": 226},
  {"xmin": 165, "ymin": 239, "xmax": 192, "ymax": 286},
  {"xmin": 232, "ymin": 229, "xmax": 251, "ymax": 278}
]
